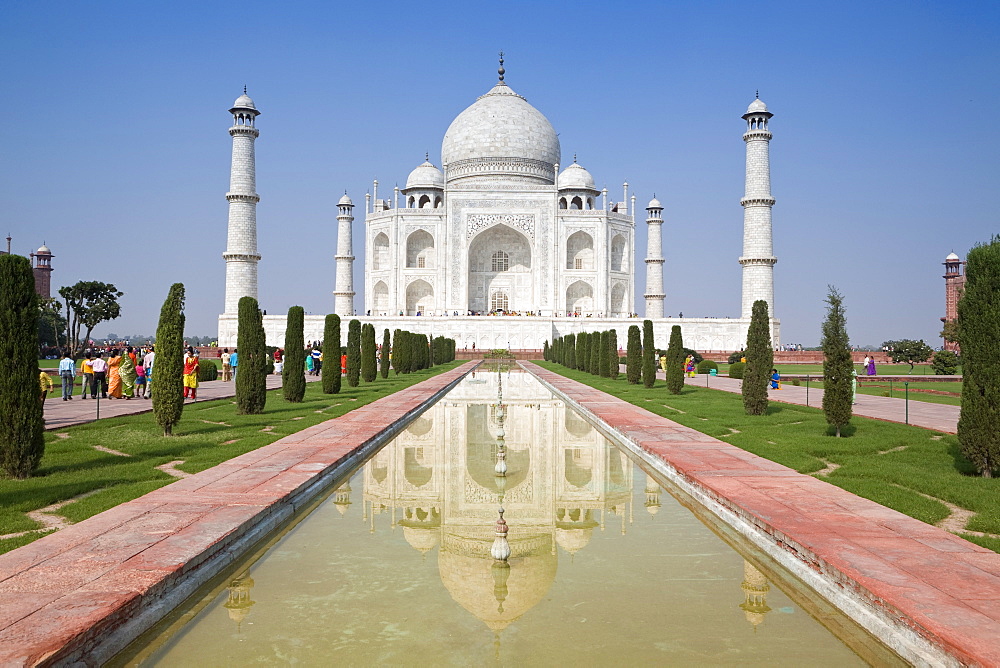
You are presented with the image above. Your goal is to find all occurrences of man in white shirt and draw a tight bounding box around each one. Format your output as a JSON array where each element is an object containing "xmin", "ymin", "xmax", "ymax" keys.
[
  {"xmin": 221, "ymin": 348, "xmax": 232, "ymax": 381},
  {"xmin": 143, "ymin": 347, "xmax": 156, "ymax": 395},
  {"xmin": 58, "ymin": 352, "xmax": 76, "ymax": 401},
  {"xmin": 90, "ymin": 353, "xmax": 109, "ymax": 398}
]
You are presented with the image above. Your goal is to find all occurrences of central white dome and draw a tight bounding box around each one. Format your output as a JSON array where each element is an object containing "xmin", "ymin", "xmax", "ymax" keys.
[{"xmin": 441, "ymin": 82, "xmax": 561, "ymax": 184}]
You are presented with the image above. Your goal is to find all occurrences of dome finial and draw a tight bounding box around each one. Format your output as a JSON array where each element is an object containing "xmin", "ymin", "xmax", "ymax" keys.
[
  {"xmin": 498, "ymin": 51, "xmax": 505, "ymax": 82},
  {"xmin": 573, "ymin": 153, "xmax": 577, "ymax": 163},
  {"xmin": 755, "ymin": 89, "xmax": 759, "ymax": 99},
  {"xmin": 425, "ymin": 151, "xmax": 429, "ymax": 162},
  {"xmin": 244, "ymin": 84, "xmax": 247, "ymax": 95}
]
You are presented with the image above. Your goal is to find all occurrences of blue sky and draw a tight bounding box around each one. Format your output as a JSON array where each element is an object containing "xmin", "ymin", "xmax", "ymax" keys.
[{"xmin": 2, "ymin": 0, "xmax": 997, "ymax": 347}]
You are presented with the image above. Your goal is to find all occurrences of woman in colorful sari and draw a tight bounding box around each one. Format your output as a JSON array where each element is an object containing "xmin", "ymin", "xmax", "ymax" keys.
[
  {"xmin": 107, "ymin": 349, "xmax": 123, "ymax": 399},
  {"xmin": 119, "ymin": 347, "xmax": 137, "ymax": 399},
  {"xmin": 183, "ymin": 349, "xmax": 200, "ymax": 400}
]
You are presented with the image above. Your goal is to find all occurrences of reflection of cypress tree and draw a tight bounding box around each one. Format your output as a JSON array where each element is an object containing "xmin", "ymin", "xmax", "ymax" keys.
[
  {"xmin": 380, "ymin": 329, "xmax": 391, "ymax": 379},
  {"xmin": 361, "ymin": 323, "xmax": 377, "ymax": 382},
  {"xmin": 958, "ymin": 237, "xmax": 1000, "ymax": 477},
  {"xmin": 821, "ymin": 287, "xmax": 852, "ymax": 436},
  {"xmin": 346, "ymin": 319, "xmax": 361, "ymax": 387},
  {"xmin": 608, "ymin": 329, "xmax": 619, "ymax": 379},
  {"xmin": 743, "ymin": 300, "xmax": 772, "ymax": 415},
  {"xmin": 666, "ymin": 325, "xmax": 685, "ymax": 395},
  {"xmin": 0, "ymin": 254, "xmax": 44, "ymax": 477},
  {"xmin": 642, "ymin": 320, "xmax": 656, "ymax": 388},
  {"xmin": 152, "ymin": 283, "xmax": 185, "ymax": 437},
  {"xmin": 626, "ymin": 325, "xmax": 641, "ymax": 384},
  {"xmin": 236, "ymin": 296, "xmax": 267, "ymax": 414},
  {"xmin": 322, "ymin": 314, "xmax": 341, "ymax": 394},
  {"xmin": 283, "ymin": 306, "xmax": 306, "ymax": 402}
]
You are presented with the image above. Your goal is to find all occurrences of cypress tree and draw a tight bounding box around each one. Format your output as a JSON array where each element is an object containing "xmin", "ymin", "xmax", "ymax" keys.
[
  {"xmin": 392, "ymin": 329, "xmax": 404, "ymax": 374},
  {"xmin": 543, "ymin": 340, "xmax": 550, "ymax": 361},
  {"xmin": 598, "ymin": 331, "xmax": 610, "ymax": 378},
  {"xmin": 958, "ymin": 236, "xmax": 1000, "ymax": 477},
  {"xmin": 589, "ymin": 332, "xmax": 601, "ymax": 375},
  {"xmin": 346, "ymin": 319, "xmax": 361, "ymax": 386},
  {"xmin": 428, "ymin": 334, "xmax": 436, "ymax": 367},
  {"xmin": 361, "ymin": 323, "xmax": 377, "ymax": 382},
  {"xmin": 743, "ymin": 300, "xmax": 773, "ymax": 415},
  {"xmin": 821, "ymin": 287, "xmax": 853, "ymax": 436},
  {"xmin": 322, "ymin": 314, "xmax": 342, "ymax": 394},
  {"xmin": 608, "ymin": 329, "xmax": 619, "ymax": 379},
  {"xmin": 152, "ymin": 282, "xmax": 185, "ymax": 436},
  {"xmin": 380, "ymin": 328, "xmax": 391, "ymax": 378},
  {"xmin": 236, "ymin": 296, "xmax": 267, "ymax": 414},
  {"xmin": 626, "ymin": 325, "xmax": 642, "ymax": 384},
  {"xmin": 576, "ymin": 332, "xmax": 588, "ymax": 371},
  {"xmin": 642, "ymin": 319, "xmax": 656, "ymax": 388},
  {"xmin": 565, "ymin": 333, "xmax": 576, "ymax": 370},
  {"xmin": 282, "ymin": 306, "xmax": 306, "ymax": 402},
  {"xmin": 666, "ymin": 324, "xmax": 685, "ymax": 395},
  {"xmin": 0, "ymin": 254, "xmax": 44, "ymax": 477}
]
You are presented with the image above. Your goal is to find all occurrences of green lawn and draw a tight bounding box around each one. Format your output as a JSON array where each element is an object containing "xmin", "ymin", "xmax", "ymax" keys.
[
  {"xmin": 0, "ymin": 362, "xmax": 461, "ymax": 555},
  {"xmin": 794, "ymin": 378, "xmax": 963, "ymax": 407},
  {"xmin": 714, "ymin": 362, "xmax": 956, "ymax": 376},
  {"xmin": 537, "ymin": 362, "xmax": 1000, "ymax": 553}
]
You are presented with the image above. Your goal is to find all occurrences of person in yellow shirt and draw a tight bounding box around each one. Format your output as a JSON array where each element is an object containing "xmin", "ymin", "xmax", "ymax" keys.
[
  {"xmin": 79, "ymin": 353, "xmax": 95, "ymax": 399},
  {"xmin": 39, "ymin": 369, "xmax": 54, "ymax": 408}
]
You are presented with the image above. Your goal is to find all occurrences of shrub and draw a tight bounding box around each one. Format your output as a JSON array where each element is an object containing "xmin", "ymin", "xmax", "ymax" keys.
[
  {"xmin": 282, "ymin": 306, "xmax": 306, "ymax": 402},
  {"xmin": 197, "ymin": 359, "xmax": 218, "ymax": 382},
  {"xmin": 346, "ymin": 319, "xmax": 361, "ymax": 386},
  {"xmin": 608, "ymin": 330, "xmax": 619, "ymax": 379},
  {"xmin": 822, "ymin": 287, "xmax": 853, "ymax": 437},
  {"xmin": 682, "ymin": 348, "xmax": 704, "ymax": 365},
  {"xmin": 323, "ymin": 314, "xmax": 341, "ymax": 393},
  {"xmin": 728, "ymin": 350, "xmax": 746, "ymax": 365},
  {"xmin": 932, "ymin": 350, "xmax": 960, "ymax": 375},
  {"xmin": 728, "ymin": 362, "xmax": 746, "ymax": 379},
  {"xmin": 666, "ymin": 325, "xmax": 684, "ymax": 394},
  {"xmin": 696, "ymin": 359, "xmax": 718, "ymax": 374},
  {"xmin": 361, "ymin": 323, "xmax": 377, "ymax": 382},
  {"xmin": 235, "ymin": 296, "xmax": 267, "ymax": 415},
  {"xmin": 742, "ymin": 300, "xmax": 772, "ymax": 416},
  {"xmin": 152, "ymin": 283, "xmax": 185, "ymax": 437},
  {"xmin": 791, "ymin": 377, "xmax": 801, "ymax": 386},
  {"xmin": 380, "ymin": 329, "xmax": 391, "ymax": 378},
  {"xmin": 642, "ymin": 320, "xmax": 656, "ymax": 388}
]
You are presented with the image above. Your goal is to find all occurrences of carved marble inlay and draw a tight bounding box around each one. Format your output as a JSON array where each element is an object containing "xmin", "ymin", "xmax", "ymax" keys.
[{"xmin": 467, "ymin": 213, "xmax": 535, "ymax": 240}]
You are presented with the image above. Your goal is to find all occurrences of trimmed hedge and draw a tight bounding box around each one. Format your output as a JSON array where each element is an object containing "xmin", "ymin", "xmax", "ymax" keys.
[
  {"xmin": 197, "ymin": 359, "xmax": 219, "ymax": 381},
  {"xmin": 728, "ymin": 361, "xmax": 746, "ymax": 379},
  {"xmin": 696, "ymin": 359, "xmax": 718, "ymax": 374}
]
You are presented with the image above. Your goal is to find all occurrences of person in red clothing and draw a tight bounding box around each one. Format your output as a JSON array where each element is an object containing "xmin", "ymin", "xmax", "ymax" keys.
[{"xmin": 183, "ymin": 348, "xmax": 200, "ymax": 400}]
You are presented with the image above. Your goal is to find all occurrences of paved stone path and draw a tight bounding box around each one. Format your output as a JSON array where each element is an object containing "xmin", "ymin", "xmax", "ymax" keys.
[
  {"xmin": 41, "ymin": 374, "xmax": 314, "ymax": 431},
  {"xmin": 528, "ymin": 362, "xmax": 999, "ymax": 666},
  {"xmin": 0, "ymin": 363, "xmax": 474, "ymax": 665}
]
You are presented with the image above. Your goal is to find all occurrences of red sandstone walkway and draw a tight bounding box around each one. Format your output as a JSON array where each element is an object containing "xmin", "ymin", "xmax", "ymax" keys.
[
  {"xmin": 526, "ymin": 362, "xmax": 999, "ymax": 666},
  {"xmin": 41, "ymin": 374, "xmax": 313, "ymax": 431},
  {"xmin": 0, "ymin": 363, "xmax": 475, "ymax": 666}
]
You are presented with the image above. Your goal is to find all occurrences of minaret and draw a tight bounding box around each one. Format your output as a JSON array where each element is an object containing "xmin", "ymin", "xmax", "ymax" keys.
[
  {"xmin": 334, "ymin": 193, "xmax": 356, "ymax": 315},
  {"xmin": 643, "ymin": 197, "xmax": 665, "ymax": 318},
  {"xmin": 30, "ymin": 243, "xmax": 54, "ymax": 299},
  {"xmin": 739, "ymin": 94, "xmax": 777, "ymax": 319},
  {"xmin": 223, "ymin": 89, "xmax": 261, "ymax": 314}
]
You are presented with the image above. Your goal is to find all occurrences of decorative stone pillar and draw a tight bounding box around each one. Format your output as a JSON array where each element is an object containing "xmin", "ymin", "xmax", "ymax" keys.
[
  {"xmin": 643, "ymin": 197, "xmax": 665, "ymax": 318},
  {"xmin": 223, "ymin": 89, "xmax": 261, "ymax": 314},
  {"xmin": 334, "ymin": 193, "xmax": 356, "ymax": 315},
  {"xmin": 740, "ymin": 95, "xmax": 777, "ymax": 319}
]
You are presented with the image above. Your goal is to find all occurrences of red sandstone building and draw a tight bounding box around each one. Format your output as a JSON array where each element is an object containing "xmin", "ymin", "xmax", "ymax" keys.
[
  {"xmin": 0, "ymin": 236, "xmax": 54, "ymax": 299},
  {"xmin": 941, "ymin": 251, "xmax": 965, "ymax": 352}
]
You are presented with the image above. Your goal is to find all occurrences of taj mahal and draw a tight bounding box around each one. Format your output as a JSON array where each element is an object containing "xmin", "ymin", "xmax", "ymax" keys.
[{"xmin": 217, "ymin": 60, "xmax": 780, "ymax": 350}]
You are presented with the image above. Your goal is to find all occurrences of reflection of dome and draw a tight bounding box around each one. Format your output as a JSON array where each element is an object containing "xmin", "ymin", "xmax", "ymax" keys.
[
  {"xmin": 441, "ymin": 82, "xmax": 561, "ymax": 184},
  {"xmin": 407, "ymin": 416, "xmax": 432, "ymax": 437},
  {"xmin": 403, "ymin": 525, "xmax": 440, "ymax": 554},
  {"xmin": 438, "ymin": 541, "xmax": 557, "ymax": 631},
  {"xmin": 405, "ymin": 160, "xmax": 445, "ymax": 190},
  {"xmin": 558, "ymin": 162, "xmax": 595, "ymax": 191},
  {"xmin": 555, "ymin": 527, "xmax": 594, "ymax": 554}
]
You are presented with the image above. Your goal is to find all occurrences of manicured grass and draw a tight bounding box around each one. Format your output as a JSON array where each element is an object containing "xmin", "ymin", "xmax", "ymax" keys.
[
  {"xmin": 0, "ymin": 362, "xmax": 461, "ymax": 554},
  {"xmin": 537, "ymin": 362, "xmax": 1000, "ymax": 551},
  {"xmin": 796, "ymin": 378, "xmax": 963, "ymax": 406},
  {"xmin": 714, "ymin": 362, "xmax": 957, "ymax": 376}
]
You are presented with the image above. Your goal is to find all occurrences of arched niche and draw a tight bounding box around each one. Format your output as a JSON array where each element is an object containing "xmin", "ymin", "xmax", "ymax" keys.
[
  {"xmin": 406, "ymin": 279, "xmax": 434, "ymax": 315},
  {"xmin": 406, "ymin": 229, "xmax": 435, "ymax": 268},
  {"xmin": 610, "ymin": 283, "xmax": 627, "ymax": 317},
  {"xmin": 468, "ymin": 224, "xmax": 532, "ymax": 313},
  {"xmin": 373, "ymin": 280, "xmax": 389, "ymax": 314},
  {"xmin": 566, "ymin": 280, "xmax": 593, "ymax": 314},
  {"xmin": 566, "ymin": 231, "xmax": 594, "ymax": 270},
  {"xmin": 610, "ymin": 234, "xmax": 627, "ymax": 272},
  {"xmin": 373, "ymin": 232, "xmax": 389, "ymax": 271}
]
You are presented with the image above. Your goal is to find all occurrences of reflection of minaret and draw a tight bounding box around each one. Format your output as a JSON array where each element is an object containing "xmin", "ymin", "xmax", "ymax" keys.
[
  {"xmin": 643, "ymin": 472, "xmax": 661, "ymax": 516},
  {"xmin": 333, "ymin": 481, "xmax": 353, "ymax": 516},
  {"xmin": 739, "ymin": 560, "xmax": 772, "ymax": 630},
  {"xmin": 224, "ymin": 572, "xmax": 256, "ymax": 631}
]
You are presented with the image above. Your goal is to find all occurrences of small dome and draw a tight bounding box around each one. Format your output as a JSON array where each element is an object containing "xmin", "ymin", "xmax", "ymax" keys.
[
  {"xmin": 232, "ymin": 93, "xmax": 256, "ymax": 110},
  {"xmin": 558, "ymin": 162, "xmax": 596, "ymax": 191},
  {"xmin": 338, "ymin": 193, "xmax": 353, "ymax": 206},
  {"xmin": 746, "ymin": 98, "xmax": 768, "ymax": 114},
  {"xmin": 36, "ymin": 244, "xmax": 51, "ymax": 254},
  {"xmin": 405, "ymin": 160, "xmax": 445, "ymax": 190},
  {"xmin": 647, "ymin": 197, "xmax": 662, "ymax": 209},
  {"xmin": 946, "ymin": 252, "xmax": 960, "ymax": 261}
]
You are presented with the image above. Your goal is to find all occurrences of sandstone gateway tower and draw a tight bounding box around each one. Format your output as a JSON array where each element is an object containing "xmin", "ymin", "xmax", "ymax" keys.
[{"xmin": 218, "ymin": 66, "xmax": 779, "ymax": 351}]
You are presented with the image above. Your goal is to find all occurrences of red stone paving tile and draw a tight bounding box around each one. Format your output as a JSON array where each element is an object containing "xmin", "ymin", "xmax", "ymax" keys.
[{"xmin": 0, "ymin": 591, "xmax": 63, "ymax": 628}]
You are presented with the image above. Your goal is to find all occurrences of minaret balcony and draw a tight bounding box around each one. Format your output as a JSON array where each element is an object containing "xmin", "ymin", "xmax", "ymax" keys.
[
  {"xmin": 229, "ymin": 125, "xmax": 260, "ymax": 138},
  {"xmin": 226, "ymin": 192, "xmax": 261, "ymax": 203},
  {"xmin": 740, "ymin": 197, "xmax": 776, "ymax": 207},
  {"xmin": 742, "ymin": 129, "xmax": 772, "ymax": 141},
  {"xmin": 738, "ymin": 257, "xmax": 777, "ymax": 266}
]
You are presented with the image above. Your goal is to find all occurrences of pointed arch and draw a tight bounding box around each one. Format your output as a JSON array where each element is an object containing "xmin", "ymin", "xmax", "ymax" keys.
[
  {"xmin": 373, "ymin": 280, "xmax": 389, "ymax": 314},
  {"xmin": 373, "ymin": 232, "xmax": 389, "ymax": 271},
  {"xmin": 566, "ymin": 230, "xmax": 594, "ymax": 270},
  {"xmin": 610, "ymin": 234, "xmax": 627, "ymax": 272},
  {"xmin": 405, "ymin": 279, "xmax": 434, "ymax": 315},
  {"xmin": 566, "ymin": 280, "xmax": 594, "ymax": 314},
  {"xmin": 406, "ymin": 229, "xmax": 435, "ymax": 268}
]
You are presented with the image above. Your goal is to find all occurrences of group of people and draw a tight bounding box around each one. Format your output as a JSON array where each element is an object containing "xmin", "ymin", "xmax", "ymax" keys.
[
  {"xmin": 39, "ymin": 346, "xmax": 156, "ymax": 407},
  {"xmin": 862, "ymin": 355, "xmax": 877, "ymax": 376}
]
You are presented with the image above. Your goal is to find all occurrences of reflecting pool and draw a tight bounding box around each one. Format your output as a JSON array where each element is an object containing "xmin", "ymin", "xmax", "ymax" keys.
[{"xmin": 121, "ymin": 369, "xmax": 895, "ymax": 666}]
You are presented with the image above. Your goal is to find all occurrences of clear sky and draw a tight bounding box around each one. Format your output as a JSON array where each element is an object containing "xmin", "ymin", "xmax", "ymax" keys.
[{"xmin": 2, "ymin": 0, "xmax": 997, "ymax": 348}]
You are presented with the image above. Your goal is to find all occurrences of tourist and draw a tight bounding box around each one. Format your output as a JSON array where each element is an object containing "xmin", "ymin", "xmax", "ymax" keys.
[
  {"xmin": 79, "ymin": 352, "xmax": 94, "ymax": 399},
  {"xmin": 770, "ymin": 369, "xmax": 780, "ymax": 390},
  {"xmin": 230, "ymin": 348, "xmax": 239, "ymax": 381},
  {"xmin": 867, "ymin": 356, "xmax": 876, "ymax": 376},
  {"xmin": 221, "ymin": 348, "xmax": 231, "ymax": 381},
  {"xmin": 863, "ymin": 354, "xmax": 870, "ymax": 371},
  {"xmin": 135, "ymin": 364, "xmax": 148, "ymax": 398},
  {"xmin": 120, "ymin": 346, "xmax": 137, "ymax": 399},
  {"xmin": 311, "ymin": 347, "xmax": 322, "ymax": 375},
  {"xmin": 306, "ymin": 351, "xmax": 314, "ymax": 375},
  {"xmin": 852, "ymin": 368, "xmax": 858, "ymax": 404},
  {"xmin": 107, "ymin": 349, "xmax": 123, "ymax": 399},
  {"xmin": 39, "ymin": 368, "xmax": 53, "ymax": 408},
  {"xmin": 143, "ymin": 346, "xmax": 155, "ymax": 396},
  {"xmin": 58, "ymin": 351, "xmax": 76, "ymax": 401},
  {"xmin": 659, "ymin": 354, "xmax": 667, "ymax": 373},
  {"xmin": 183, "ymin": 348, "xmax": 200, "ymax": 400},
  {"xmin": 90, "ymin": 352, "xmax": 108, "ymax": 398}
]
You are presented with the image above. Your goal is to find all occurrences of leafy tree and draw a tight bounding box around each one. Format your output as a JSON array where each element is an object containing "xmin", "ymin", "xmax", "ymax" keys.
[
  {"xmin": 958, "ymin": 236, "xmax": 1000, "ymax": 477},
  {"xmin": 821, "ymin": 287, "xmax": 852, "ymax": 437},
  {"xmin": 565, "ymin": 333, "xmax": 577, "ymax": 370},
  {"xmin": 682, "ymin": 348, "xmax": 704, "ymax": 365},
  {"xmin": 282, "ymin": 306, "xmax": 306, "ymax": 402},
  {"xmin": 940, "ymin": 320, "xmax": 960, "ymax": 347},
  {"xmin": 322, "ymin": 314, "xmax": 341, "ymax": 394},
  {"xmin": 361, "ymin": 323, "xmax": 377, "ymax": 382},
  {"xmin": 882, "ymin": 339, "xmax": 934, "ymax": 373},
  {"xmin": 626, "ymin": 325, "xmax": 642, "ymax": 384},
  {"xmin": 0, "ymin": 254, "xmax": 44, "ymax": 478},
  {"xmin": 642, "ymin": 320, "xmax": 656, "ymax": 388},
  {"xmin": 665, "ymin": 324, "xmax": 685, "ymax": 395},
  {"xmin": 380, "ymin": 329, "xmax": 391, "ymax": 378},
  {"xmin": 931, "ymin": 350, "xmax": 960, "ymax": 375},
  {"xmin": 236, "ymin": 296, "xmax": 267, "ymax": 414},
  {"xmin": 742, "ymin": 300, "xmax": 773, "ymax": 415},
  {"xmin": 727, "ymin": 350, "xmax": 746, "ymax": 365},
  {"xmin": 346, "ymin": 319, "xmax": 361, "ymax": 386},
  {"xmin": 153, "ymin": 283, "xmax": 185, "ymax": 435},
  {"xmin": 608, "ymin": 329, "xmax": 619, "ymax": 379},
  {"xmin": 58, "ymin": 281, "xmax": 124, "ymax": 358},
  {"xmin": 37, "ymin": 298, "xmax": 66, "ymax": 350}
]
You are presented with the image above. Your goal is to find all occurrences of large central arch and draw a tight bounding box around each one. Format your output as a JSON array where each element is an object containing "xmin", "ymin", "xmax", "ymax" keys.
[{"xmin": 467, "ymin": 224, "xmax": 532, "ymax": 313}]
